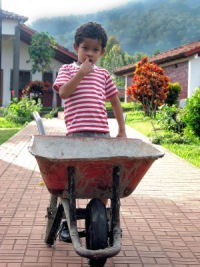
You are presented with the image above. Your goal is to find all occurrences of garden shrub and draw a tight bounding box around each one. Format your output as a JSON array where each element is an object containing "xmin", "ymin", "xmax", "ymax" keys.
[
  {"xmin": 183, "ymin": 87, "xmax": 200, "ymax": 137},
  {"xmin": 158, "ymin": 104, "xmax": 185, "ymax": 133},
  {"xmin": 44, "ymin": 108, "xmax": 59, "ymax": 119},
  {"xmin": 165, "ymin": 82, "xmax": 182, "ymax": 106},
  {"xmin": 126, "ymin": 56, "xmax": 170, "ymax": 117},
  {"xmin": 3, "ymin": 96, "xmax": 42, "ymax": 124}
]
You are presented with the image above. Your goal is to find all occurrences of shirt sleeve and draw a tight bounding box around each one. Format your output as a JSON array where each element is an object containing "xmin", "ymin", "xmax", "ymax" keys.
[{"xmin": 53, "ymin": 64, "xmax": 71, "ymax": 92}]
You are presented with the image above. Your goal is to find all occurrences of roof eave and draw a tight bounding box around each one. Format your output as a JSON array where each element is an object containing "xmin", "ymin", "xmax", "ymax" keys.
[
  {"xmin": 2, "ymin": 10, "xmax": 28, "ymax": 23},
  {"xmin": 18, "ymin": 24, "xmax": 77, "ymax": 63}
]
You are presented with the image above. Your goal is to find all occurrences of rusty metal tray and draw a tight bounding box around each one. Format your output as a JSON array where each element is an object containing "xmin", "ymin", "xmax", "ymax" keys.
[{"xmin": 29, "ymin": 135, "xmax": 164, "ymax": 198}]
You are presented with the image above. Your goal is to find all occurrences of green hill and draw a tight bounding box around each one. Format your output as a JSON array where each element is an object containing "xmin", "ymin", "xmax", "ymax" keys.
[{"xmin": 30, "ymin": 0, "xmax": 200, "ymax": 56}]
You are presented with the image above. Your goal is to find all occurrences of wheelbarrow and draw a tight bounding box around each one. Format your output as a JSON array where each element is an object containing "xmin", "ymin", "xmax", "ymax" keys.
[{"xmin": 29, "ymin": 135, "xmax": 164, "ymax": 266}]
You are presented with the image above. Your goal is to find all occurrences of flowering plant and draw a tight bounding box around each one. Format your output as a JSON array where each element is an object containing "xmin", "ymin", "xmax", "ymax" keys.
[
  {"xmin": 20, "ymin": 80, "xmax": 51, "ymax": 103},
  {"xmin": 21, "ymin": 80, "xmax": 51, "ymax": 97},
  {"xmin": 127, "ymin": 57, "xmax": 170, "ymax": 117}
]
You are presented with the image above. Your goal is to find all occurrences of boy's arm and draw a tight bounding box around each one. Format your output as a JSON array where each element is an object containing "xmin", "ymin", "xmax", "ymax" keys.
[
  {"xmin": 59, "ymin": 70, "xmax": 84, "ymax": 99},
  {"xmin": 109, "ymin": 94, "xmax": 127, "ymax": 138}
]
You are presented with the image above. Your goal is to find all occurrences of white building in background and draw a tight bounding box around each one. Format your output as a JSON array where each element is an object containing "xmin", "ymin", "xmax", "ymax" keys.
[{"xmin": 0, "ymin": 10, "xmax": 77, "ymax": 107}]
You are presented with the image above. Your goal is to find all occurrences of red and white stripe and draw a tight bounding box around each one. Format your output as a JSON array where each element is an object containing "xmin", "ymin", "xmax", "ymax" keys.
[{"xmin": 53, "ymin": 63, "xmax": 118, "ymax": 134}]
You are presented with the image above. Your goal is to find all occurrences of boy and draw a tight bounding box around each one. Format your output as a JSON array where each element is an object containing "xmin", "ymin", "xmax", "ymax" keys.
[{"xmin": 53, "ymin": 22, "xmax": 126, "ymax": 242}]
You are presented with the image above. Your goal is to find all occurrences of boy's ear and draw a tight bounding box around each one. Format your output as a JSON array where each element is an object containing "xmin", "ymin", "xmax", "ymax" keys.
[
  {"xmin": 101, "ymin": 48, "xmax": 105, "ymax": 56},
  {"xmin": 74, "ymin": 43, "xmax": 78, "ymax": 52}
]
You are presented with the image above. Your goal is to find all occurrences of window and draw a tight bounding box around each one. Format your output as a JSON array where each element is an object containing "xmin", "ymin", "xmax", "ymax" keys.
[
  {"xmin": 19, "ymin": 71, "xmax": 31, "ymax": 89},
  {"xmin": 42, "ymin": 72, "xmax": 53, "ymax": 85},
  {"xmin": 10, "ymin": 70, "xmax": 31, "ymax": 90}
]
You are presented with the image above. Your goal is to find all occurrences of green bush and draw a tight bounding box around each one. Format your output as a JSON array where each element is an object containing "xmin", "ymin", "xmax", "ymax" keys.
[
  {"xmin": 44, "ymin": 108, "xmax": 59, "ymax": 119},
  {"xmin": 151, "ymin": 132, "xmax": 190, "ymax": 145},
  {"xmin": 183, "ymin": 87, "xmax": 200, "ymax": 137},
  {"xmin": 3, "ymin": 96, "xmax": 42, "ymax": 124},
  {"xmin": 106, "ymin": 101, "xmax": 142, "ymax": 112},
  {"xmin": 158, "ymin": 104, "xmax": 185, "ymax": 133},
  {"xmin": 165, "ymin": 82, "xmax": 182, "ymax": 106}
]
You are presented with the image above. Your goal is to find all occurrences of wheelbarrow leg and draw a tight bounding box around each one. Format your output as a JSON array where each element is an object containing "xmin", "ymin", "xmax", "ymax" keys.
[
  {"xmin": 49, "ymin": 194, "xmax": 58, "ymax": 210},
  {"xmin": 45, "ymin": 194, "xmax": 63, "ymax": 246},
  {"xmin": 110, "ymin": 166, "xmax": 121, "ymax": 246}
]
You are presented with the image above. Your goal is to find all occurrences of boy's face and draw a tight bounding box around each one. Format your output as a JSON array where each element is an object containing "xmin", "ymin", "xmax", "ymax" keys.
[{"xmin": 74, "ymin": 38, "xmax": 105, "ymax": 65}]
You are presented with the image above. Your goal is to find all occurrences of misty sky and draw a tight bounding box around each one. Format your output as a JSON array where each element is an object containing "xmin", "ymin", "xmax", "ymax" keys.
[{"xmin": 2, "ymin": 0, "xmax": 143, "ymax": 22}]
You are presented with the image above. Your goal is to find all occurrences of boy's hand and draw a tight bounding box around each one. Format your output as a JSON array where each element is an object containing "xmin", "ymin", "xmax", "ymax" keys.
[
  {"xmin": 117, "ymin": 130, "xmax": 127, "ymax": 138},
  {"xmin": 80, "ymin": 58, "xmax": 94, "ymax": 75}
]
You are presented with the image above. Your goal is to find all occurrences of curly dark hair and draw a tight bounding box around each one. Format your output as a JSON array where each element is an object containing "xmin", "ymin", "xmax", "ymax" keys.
[{"xmin": 74, "ymin": 22, "xmax": 108, "ymax": 49}]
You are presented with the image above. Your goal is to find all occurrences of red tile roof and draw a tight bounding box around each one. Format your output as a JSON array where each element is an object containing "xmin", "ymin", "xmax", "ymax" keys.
[
  {"xmin": 114, "ymin": 40, "xmax": 200, "ymax": 76},
  {"xmin": 2, "ymin": 10, "xmax": 28, "ymax": 23}
]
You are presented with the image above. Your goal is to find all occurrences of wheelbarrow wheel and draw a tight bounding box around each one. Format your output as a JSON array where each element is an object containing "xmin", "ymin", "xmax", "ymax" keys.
[{"xmin": 86, "ymin": 198, "xmax": 108, "ymax": 267}]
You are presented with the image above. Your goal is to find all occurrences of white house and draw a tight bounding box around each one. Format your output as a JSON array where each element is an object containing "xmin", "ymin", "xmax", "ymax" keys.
[{"xmin": 0, "ymin": 10, "xmax": 77, "ymax": 107}]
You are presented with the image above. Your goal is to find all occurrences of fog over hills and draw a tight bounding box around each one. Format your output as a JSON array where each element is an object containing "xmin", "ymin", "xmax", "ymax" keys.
[{"xmin": 30, "ymin": 0, "xmax": 200, "ymax": 56}]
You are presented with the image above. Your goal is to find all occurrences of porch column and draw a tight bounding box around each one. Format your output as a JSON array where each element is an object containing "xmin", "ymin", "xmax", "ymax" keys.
[
  {"xmin": 13, "ymin": 24, "xmax": 20, "ymax": 98},
  {"xmin": 0, "ymin": 1, "xmax": 3, "ymax": 105},
  {"xmin": 52, "ymin": 71, "xmax": 57, "ymax": 107},
  {"xmin": 124, "ymin": 76, "xmax": 128, "ymax": 103}
]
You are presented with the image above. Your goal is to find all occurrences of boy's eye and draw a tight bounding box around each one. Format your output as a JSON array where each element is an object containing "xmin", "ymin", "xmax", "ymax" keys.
[{"xmin": 81, "ymin": 46, "xmax": 100, "ymax": 53}]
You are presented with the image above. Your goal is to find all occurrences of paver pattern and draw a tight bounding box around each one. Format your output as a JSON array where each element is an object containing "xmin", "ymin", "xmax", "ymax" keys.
[{"xmin": 0, "ymin": 118, "xmax": 200, "ymax": 267}]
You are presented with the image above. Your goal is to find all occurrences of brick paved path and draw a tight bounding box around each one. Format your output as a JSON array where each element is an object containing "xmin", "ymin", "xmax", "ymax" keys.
[{"xmin": 0, "ymin": 118, "xmax": 200, "ymax": 267}]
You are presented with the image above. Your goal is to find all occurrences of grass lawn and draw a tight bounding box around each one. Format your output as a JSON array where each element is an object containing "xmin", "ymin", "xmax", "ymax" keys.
[
  {"xmin": 163, "ymin": 143, "xmax": 200, "ymax": 167},
  {"xmin": 0, "ymin": 128, "xmax": 20, "ymax": 144},
  {"xmin": 126, "ymin": 111, "xmax": 200, "ymax": 168},
  {"xmin": 0, "ymin": 117, "xmax": 23, "ymax": 145}
]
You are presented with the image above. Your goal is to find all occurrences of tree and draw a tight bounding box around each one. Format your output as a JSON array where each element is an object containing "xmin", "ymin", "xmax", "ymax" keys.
[
  {"xmin": 132, "ymin": 51, "xmax": 148, "ymax": 62},
  {"xmin": 28, "ymin": 32, "xmax": 56, "ymax": 73},
  {"xmin": 127, "ymin": 56, "xmax": 170, "ymax": 117},
  {"xmin": 99, "ymin": 36, "xmax": 134, "ymax": 88}
]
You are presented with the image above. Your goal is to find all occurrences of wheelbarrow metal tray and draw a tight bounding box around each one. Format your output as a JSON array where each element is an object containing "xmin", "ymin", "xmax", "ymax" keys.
[{"xmin": 29, "ymin": 135, "xmax": 164, "ymax": 198}]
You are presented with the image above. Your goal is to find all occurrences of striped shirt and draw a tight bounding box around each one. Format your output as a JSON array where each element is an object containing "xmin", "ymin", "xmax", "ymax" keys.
[{"xmin": 53, "ymin": 62, "xmax": 118, "ymax": 134}]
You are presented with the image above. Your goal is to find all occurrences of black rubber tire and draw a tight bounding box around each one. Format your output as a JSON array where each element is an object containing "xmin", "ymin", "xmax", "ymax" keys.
[{"xmin": 86, "ymin": 198, "xmax": 108, "ymax": 267}]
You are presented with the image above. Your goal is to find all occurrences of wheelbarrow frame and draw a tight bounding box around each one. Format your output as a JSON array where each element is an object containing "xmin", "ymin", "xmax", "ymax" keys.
[{"xmin": 33, "ymin": 111, "xmax": 121, "ymax": 259}]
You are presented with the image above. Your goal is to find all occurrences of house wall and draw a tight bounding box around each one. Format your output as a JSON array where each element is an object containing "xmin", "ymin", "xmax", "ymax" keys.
[
  {"xmin": 188, "ymin": 55, "xmax": 200, "ymax": 97},
  {"xmin": 127, "ymin": 75, "xmax": 133, "ymax": 88},
  {"xmin": 2, "ymin": 37, "xmax": 63, "ymax": 106},
  {"xmin": 2, "ymin": 19, "xmax": 17, "ymax": 35},
  {"xmin": 162, "ymin": 61, "xmax": 188, "ymax": 99}
]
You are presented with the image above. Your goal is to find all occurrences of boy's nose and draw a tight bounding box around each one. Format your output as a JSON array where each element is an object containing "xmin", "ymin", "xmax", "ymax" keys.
[{"xmin": 87, "ymin": 50, "xmax": 93, "ymax": 56}]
